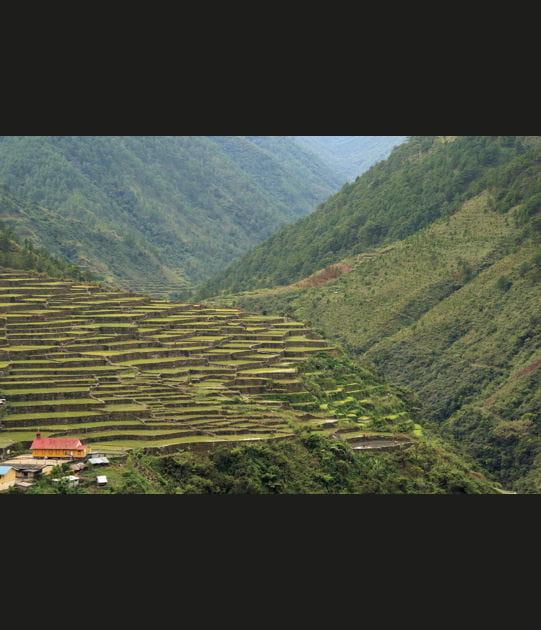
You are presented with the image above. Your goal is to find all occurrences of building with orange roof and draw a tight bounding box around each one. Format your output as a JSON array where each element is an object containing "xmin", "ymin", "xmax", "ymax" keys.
[{"xmin": 29, "ymin": 431, "xmax": 89, "ymax": 459}]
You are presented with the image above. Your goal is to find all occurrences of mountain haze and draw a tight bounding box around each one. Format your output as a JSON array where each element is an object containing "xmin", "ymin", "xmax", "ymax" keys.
[{"xmin": 294, "ymin": 136, "xmax": 408, "ymax": 182}]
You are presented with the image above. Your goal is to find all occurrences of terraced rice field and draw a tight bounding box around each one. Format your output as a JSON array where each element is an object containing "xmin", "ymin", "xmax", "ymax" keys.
[{"xmin": 0, "ymin": 269, "xmax": 342, "ymax": 453}]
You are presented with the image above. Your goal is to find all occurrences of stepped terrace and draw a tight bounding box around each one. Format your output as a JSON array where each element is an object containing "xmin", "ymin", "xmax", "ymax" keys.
[{"xmin": 0, "ymin": 269, "xmax": 350, "ymax": 454}]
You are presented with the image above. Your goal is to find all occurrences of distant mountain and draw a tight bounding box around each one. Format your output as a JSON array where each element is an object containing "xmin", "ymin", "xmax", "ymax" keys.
[
  {"xmin": 209, "ymin": 136, "xmax": 342, "ymax": 205},
  {"xmin": 294, "ymin": 136, "xmax": 408, "ymax": 182},
  {"xmin": 0, "ymin": 136, "xmax": 342, "ymax": 297}
]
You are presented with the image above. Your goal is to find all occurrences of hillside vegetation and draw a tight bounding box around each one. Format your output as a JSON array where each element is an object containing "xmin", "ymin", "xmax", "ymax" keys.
[
  {"xmin": 201, "ymin": 136, "xmax": 541, "ymax": 492},
  {"xmin": 21, "ymin": 429, "xmax": 497, "ymax": 494},
  {"xmin": 196, "ymin": 136, "xmax": 535, "ymax": 297},
  {"xmin": 0, "ymin": 187, "xmax": 96, "ymax": 282},
  {"xmin": 0, "ymin": 136, "xmax": 342, "ymax": 297},
  {"xmin": 210, "ymin": 136, "xmax": 341, "ymax": 200}
]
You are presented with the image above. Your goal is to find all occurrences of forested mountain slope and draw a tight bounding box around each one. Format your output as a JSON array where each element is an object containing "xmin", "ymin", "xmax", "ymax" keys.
[
  {"xmin": 0, "ymin": 136, "xmax": 342, "ymax": 297},
  {"xmin": 209, "ymin": 136, "xmax": 342, "ymax": 202},
  {"xmin": 201, "ymin": 137, "xmax": 541, "ymax": 492},
  {"xmin": 294, "ymin": 136, "xmax": 408, "ymax": 182},
  {"xmin": 197, "ymin": 136, "xmax": 534, "ymax": 296},
  {"xmin": 0, "ymin": 185, "xmax": 96, "ymax": 282}
]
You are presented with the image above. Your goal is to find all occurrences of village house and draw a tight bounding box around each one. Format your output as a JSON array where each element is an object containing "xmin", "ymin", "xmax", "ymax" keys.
[
  {"xmin": 0, "ymin": 465, "xmax": 17, "ymax": 491},
  {"xmin": 29, "ymin": 431, "xmax": 89, "ymax": 459},
  {"xmin": 13, "ymin": 462, "xmax": 53, "ymax": 485},
  {"xmin": 1, "ymin": 457, "xmax": 62, "ymax": 489}
]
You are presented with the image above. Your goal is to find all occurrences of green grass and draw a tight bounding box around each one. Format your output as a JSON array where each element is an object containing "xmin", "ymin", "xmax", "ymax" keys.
[
  {"xmin": 0, "ymin": 345, "xmax": 57, "ymax": 351},
  {"xmin": 3, "ymin": 410, "xmax": 104, "ymax": 420},
  {"xmin": 9, "ymin": 398, "xmax": 102, "ymax": 407},
  {"xmin": 102, "ymin": 403, "xmax": 147, "ymax": 411},
  {"xmin": 240, "ymin": 367, "xmax": 297, "ymax": 374},
  {"xmin": 15, "ymin": 420, "xmax": 147, "ymax": 431}
]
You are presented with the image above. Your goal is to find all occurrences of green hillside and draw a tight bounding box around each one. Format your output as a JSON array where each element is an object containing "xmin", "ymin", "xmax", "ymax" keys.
[
  {"xmin": 196, "ymin": 136, "xmax": 535, "ymax": 297},
  {"xmin": 201, "ymin": 137, "xmax": 541, "ymax": 492},
  {"xmin": 294, "ymin": 136, "xmax": 408, "ymax": 182},
  {"xmin": 0, "ymin": 136, "xmax": 342, "ymax": 298},
  {"xmin": 21, "ymin": 430, "xmax": 497, "ymax": 494},
  {"xmin": 0, "ymin": 188, "xmax": 96, "ymax": 282},
  {"xmin": 3, "ymin": 135, "xmax": 534, "ymax": 495}
]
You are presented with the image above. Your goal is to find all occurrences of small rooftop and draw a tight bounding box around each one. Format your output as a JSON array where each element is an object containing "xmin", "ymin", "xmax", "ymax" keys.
[
  {"xmin": 88, "ymin": 456, "xmax": 109, "ymax": 465},
  {"xmin": 2, "ymin": 454, "xmax": 67, "ymax": 468}
]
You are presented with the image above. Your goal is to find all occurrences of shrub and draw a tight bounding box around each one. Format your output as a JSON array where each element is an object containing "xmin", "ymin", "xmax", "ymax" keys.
[{"xmin": 496, "ymin": 275, "xmax": 512, "ymax": 291}]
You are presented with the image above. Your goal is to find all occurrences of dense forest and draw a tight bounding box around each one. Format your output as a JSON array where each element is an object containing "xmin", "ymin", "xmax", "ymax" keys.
[
  {"xmin": 0, "ymin": 136, "xmax": 342, "ymax": 296},
  {"xmin": 209, "ymin": 136, "xmax": 342, "ymax": 201}
]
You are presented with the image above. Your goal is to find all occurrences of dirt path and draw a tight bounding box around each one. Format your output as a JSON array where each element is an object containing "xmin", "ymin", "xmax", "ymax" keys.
[
  {"xmin": 493, "ymin": 487, "xmax": 518, "ymax": 494},
  {"xmin": 349, "ymin": 439, "xmax": 411, "ymax": 450}
]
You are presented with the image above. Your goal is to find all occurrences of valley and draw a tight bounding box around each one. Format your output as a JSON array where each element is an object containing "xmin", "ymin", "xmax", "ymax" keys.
[
  {"xmin": 0, "ymin": 136, "xmax": 343, "ymax": 296},
  {"xmin": 294, "ymin": 136, "xmax": 408, "ymax": 183},
  {"xmin": 0, "ymin": 135, "xmax": 538, "ymax": 494}
]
